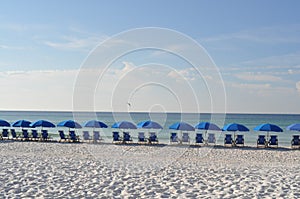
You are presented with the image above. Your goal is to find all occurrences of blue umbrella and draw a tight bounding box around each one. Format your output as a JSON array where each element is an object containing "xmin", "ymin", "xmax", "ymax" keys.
[
  {"xmin": 31, "ymin": 120, "xmax": 55, "ymax": 128},
  {"xmin": 286, "ymin": 123, "xmax": 300, "ymax": 131},
  {"xmin": 195, "ymin": 122, "xmax": 221, "ymax": 131},
  {"xmin": 112, "ymin": 121, "xmax": 137, "ymax": 129},
  {"xmin": 84, "ymin": 120, "xmax": 108, "ymax": 128},
  {"xmin": 169, "ymin": 122, "xmax": 195, "ymax": 131},
  {"xmin": 137, "ymin": 120, "xmax": 163, "ymax": 129},
  {"xmin": 57, "ymin": 120, "xmax": 82, "ymax": 129},
  {"xmin": 0, "ymin": 119, "xmax": 10, "ymax": 127},
  {"xmin": 12, "ymin": 120, "xmax": 31, "ymax": 128},
  {"xmin": 254, "ymin": 123, "xmax": 283, "ymax": 139},
  {"xmin": 222, "ymin": 123, "xmax": 249, "ymax": 132}
]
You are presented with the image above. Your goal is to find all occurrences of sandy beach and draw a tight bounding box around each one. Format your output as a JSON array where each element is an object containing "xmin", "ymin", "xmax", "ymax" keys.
[{"xmin": 0, "ymin": 141, "xmax": 300, "ymax": 198}]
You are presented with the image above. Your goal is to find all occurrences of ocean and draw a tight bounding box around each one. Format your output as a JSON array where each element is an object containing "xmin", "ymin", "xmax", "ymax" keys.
[{"xmin": 0, "ymin": 111, "xmax": 299, "ymax": 147}]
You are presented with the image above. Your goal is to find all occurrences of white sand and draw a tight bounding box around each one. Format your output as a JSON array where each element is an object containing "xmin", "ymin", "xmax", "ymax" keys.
[{"xmin": 0, "ymin": 141, "xmax": 300, "ymax": 198}]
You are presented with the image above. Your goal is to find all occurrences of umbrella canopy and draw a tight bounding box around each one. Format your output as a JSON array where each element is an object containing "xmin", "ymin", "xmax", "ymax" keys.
[
  {"xmin": 84, "ymin": 120, "xmax": 108, "ymax": 128},
  {"xmin": 195, "ymin": 122, "xmax": 221, "ymax": 131},
  {"xmin": 30, "ymin": 120, "xmax": 55, "ymax": 128},
  {"xmin": 286, "ymin": 123, "xmax": 300, "ymax": 131},
  {"xmin": 169, "ymin": 122, "xmax": 195, "ymax": 131},
  {"xmin": 222, "ymin": 123, "xmax": 249, "ymax": 132},
  {"xmin": 137, "ymin": 120, "xmax": 163, "ymax": 129},
  {"xmin": 57, "ymin": 120, "xmax": 82, "ymax": 129},
  {"xmin": 12, "ymin": 120, "xmax": 31, "ymax": 128},
  {"xmin": 0, "ymin": 119, "xmax": 10, "ymax": 127},
  {"xmin": 254, "ymin": 123, "xmax": 283, "ymax": 132},
  {"xmin": 112, "ymin": 121, "xmax": 137, "ymax": 129}
]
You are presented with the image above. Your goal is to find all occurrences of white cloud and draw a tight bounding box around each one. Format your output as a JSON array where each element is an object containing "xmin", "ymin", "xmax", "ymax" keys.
[
  {"xmin": 297, "ymin": 81, "xmax": 300, "ymax": 92},
  {"xmin": 235, "ymin": 72, "xmax": 282, "ymax": 82}
]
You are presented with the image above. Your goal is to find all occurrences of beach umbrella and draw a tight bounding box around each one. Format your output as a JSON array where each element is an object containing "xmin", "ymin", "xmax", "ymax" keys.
[
  {"xmin": 12, "ymin": 120, "xmax": 31, "ymax": 128},
  {"xmin": 112, "ymin": 121, "xmax": 137, "ymax": 129},
  {"xmin": 195, "ymin": 122, "xmax": 221, "ymax": 138},
  {"xmin": 57, "ymin": 120, "xmax": 82, "ymax": 129},
  {"xmin": 137, "ymin": 120, "xmax": 163, "ymax": 129},
  {"xmin": 0, "ymin": 119, "xmax": 10, "ymax": 127},
  {"xmin": 254, "ymin": 123, "xmax": 283, "ymax": 139},
  {"xmin": 84, "ymin": 120, "xmax": 108, "ymax": 128},
  {"xmin": 30, "ymin": 120, "xmax": 55, "ymax": 129},
  {"xmin": 286, "ymin": 123, "xmax": 300, "ymax": 131},
  {"xmin": 169, "ymin": 122, "xmax": 195, "ymax": 131},
  {"xmin": 222, "ymin": 123, "xmax": 249, "ymax": 138}
]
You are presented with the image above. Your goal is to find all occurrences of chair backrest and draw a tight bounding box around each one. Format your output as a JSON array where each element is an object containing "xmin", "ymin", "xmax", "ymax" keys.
[
  {"xmin": 69, "ymin": 131, "xmax": 77, "ymax": 140},
  {"xmin": 32, "ymin": 129, "xmax": 38, "ymax": 138},
  {"xmin": 235, "ymin": 134, "xmax": 244, "ymax": 144},
  {"xmin": 11, "ymin": 129, "xmax": 16, "ymax": 138},
  {"xmin": 292, "ymin": 135, "xmax": 300, "ymax": 144},
  {"xmin": 22, "ymin": 129, "xmax": 29, "ymax": 138},
  {"xmin": 138, "ymin": 132, "xmax": 145, "ymax": 141},
  {"xmin": 2, "ymin": 129, "xmax": 9, "ymax": 137},
  {"xmin": 123, "ymin": 132, "xmax": 131, "ymax": 141},
  {"xmin": 257, "ymin": 135, "xmax": 266, "ymax": 144},
  {"xmin": 59, "ymin": 130, "xmax": 66, "ymax": 139},
  {"xmin": 149, "ymin": 132, "xmax": 157, "ymax": 141},
  {"xmin": 182, "ymin": 133, "xmax": 189, "ymax": 142},
  {"xmin": 170, "ymin": 132, "xmax": 177, "ymax": 142},
  {"xmin": 41, "ymin": 130, "xmax": 48, "ymax": 139},
  {"xmin": 195, "ymin": 133, "xmax": 203, "ymax": 143},
  {"xmin": 93, "ymin": 131, "xmax": 100, "ymax": 140},
  {"xmin": 112, "ymin": 131, "xmax": 120, "ymax": 141},
  {"xmin": 224, "ymin": 134, "xmax": 232, "ymax": 144},
  {"xmin": 207, "ymin": 133, "xmax": 216, "ymax": 143},
  {"xmin": 269, "ymin": 135, "xmax": 278, "ymax": 144},
  {"xmin": 82, "ymin": 131, "xmax": 90, "ymax": 140}
]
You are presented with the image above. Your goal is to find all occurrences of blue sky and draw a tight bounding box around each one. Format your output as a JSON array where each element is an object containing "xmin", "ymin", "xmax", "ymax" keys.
[{"xmin": 1, "ymin": 0, "xmax": 300, "ymax": 113}]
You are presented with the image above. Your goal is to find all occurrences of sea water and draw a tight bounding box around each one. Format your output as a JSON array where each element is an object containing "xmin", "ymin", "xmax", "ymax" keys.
[{"xmin": 0, "ymin": 111, "xmax": 299, "ymax": 147}]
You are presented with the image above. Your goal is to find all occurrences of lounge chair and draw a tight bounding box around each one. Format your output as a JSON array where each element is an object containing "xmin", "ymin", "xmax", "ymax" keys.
[
  {"xmin": 207, "ymin": 133, "xmax": 216, "ymax": 145},
  {"xmin": 268, "ymin": 135, "xmax": 278, "ymax": 148},
  {"xmin": 58, "ymin": 130, "xmax": 69, "ymax": 142},
  {"xmin": 138, "ymin": 132, "xmax": 147, "ymax": 144},
  {"xmin": 224, "ymin": 134, "xmax": 233, "ymax": 146},
  {"xmin": 170, "ymin": 132, "xmax": 178, "ymax": 143},
  {"xmin": 11, "ymin": 129, "xmax": 18, "ymax": 140},
  {"xmin": 112, "ymin": 131, "xmax": 122, "ymax": 143},
  {"xmin": 31, "ymin": 129, "xmax": 39, "ymax": 141},
  {"xmin": 82, "ymin": 131, "xmax": 92, "ymax": 142},
  {"xmin": 69, "ymin": 131, "xmax": 80, "ymax": 142},
  {"xmin": 21, "ymin": 129, "xmax": 30, "ymax": 141},
  {"xmin": 181, "ymin": 132, "xmax": 190, "ymax": 144},
  {"xmin": 291, "ymin": 135, "xmax": 300, "ymax": 149},
  {"xmin": 257, "ymin": 135, "xmax": 267, "ymax": 148},
  {"xmin": 195, "ymin": 133, "xmax": 204, "ymax": 145},
  {"xmin": 123, "ymin": 132, "xmax": 132, "ymax": 143},
  {"xmin": 2, "ymin": 129, "xmax": 9, "ymax": 140},
  {"xmin": 41, "ymin": 130, "xmax": 50, "ymax": 141},
  {"xmin": 235, "ymin": 134, "xmax": 244, "ymax": 147},
  {"xmin": 148, "ymin": 132, "xmax": 158, "ymax": 144},
  {"xmin": 93, "ymin": 131, "xmax": 101, "ymax": 142}
]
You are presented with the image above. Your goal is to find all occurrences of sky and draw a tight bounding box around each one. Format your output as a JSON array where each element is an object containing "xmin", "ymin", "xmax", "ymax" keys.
[{"xmin": 1, "ymin": 0, "xmax": 300, "ymax": 113}]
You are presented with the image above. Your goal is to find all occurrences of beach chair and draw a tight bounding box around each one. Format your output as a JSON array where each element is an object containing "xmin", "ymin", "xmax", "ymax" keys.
[
  {"xmin": 170, "ymin": 132, "xmax": 178, "ymax": 143},
  {"xmin": 137, "ymin": 132, "xmax": 147, "ymax": 144},
  {"xmin": 224, "ymin": 134, "xmax": 233, "ymax": 147},
  {"xmin": 41, "ymin": 130, "xmax": 50, "ymax": 141},
  {"xmin": 181, "ymin": 132, "xmax": 190, "ymax": 144},
  {"xmin": 235, "ymin": 134, "xmax": 244, "ymax": 147},
  {"xmin": 69, "ymin": 131, "xmax": 80, "ymax": 142},
  {"xmin": 58, "ymin": 130, "xmax": 69, "ymax": 142},
  {"xmin": 93, "ymin": 131, "xmax": 101, "ymax": 143},
  {"xmin": 148, "ymin": 132, "xmax": 158, "ymax": 144},
  {"xmin": 268, "ymin": 135, "xmax": 278, "ymax": 148},
  {"xmin": 207, "ymin": 133, "xmax": 216, "ymax": 145},
  {"xmin": 10, "ymin": 129, "xmax": 18, "ymax": 140},
  {"xmin": 112, "ymin": 131, "xmax": 122, "ymax": 143},
  {"xmin": 21, "ymin": 129, "xmax": 30, "ymax": 141},
  {"xmin": 82, "ymin": 131, "xmax": 92, "ymax": 142},
  {"xmin": 123, "ymin": 132, "xmax": 132, "ymax": 143},
  {"xmin": 1, "ymin": 129, "xmax": 9, "ymax": 140},
  {"xmin": 291, "ymin": 135, "xmax": 300, "ymax": 149},
  {"xmin": 257, "ymin": 135, "xmax": 267, "ymax": 148},
  {"xmin": 31, "ymin": 129, "xmax": 39, "ymax": 141},
  {"xmin": 195, "ymin": 133, "xmax": 204, "ymax": 145}
]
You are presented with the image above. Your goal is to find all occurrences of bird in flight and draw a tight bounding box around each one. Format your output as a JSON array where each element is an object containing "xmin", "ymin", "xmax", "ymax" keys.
[{"xmin": 127, "ymin": 102, "xmax": 131, "ymax": 107}]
